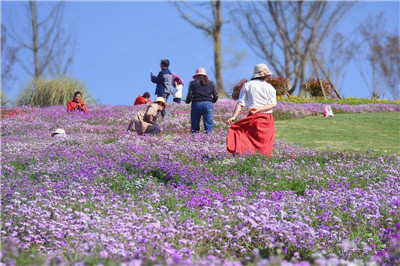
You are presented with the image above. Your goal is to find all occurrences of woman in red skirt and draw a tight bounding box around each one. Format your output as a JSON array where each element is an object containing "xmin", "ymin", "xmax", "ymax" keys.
[{"xmin": 226, "ymin": 63, "xmax": 277, "ymax": 156}]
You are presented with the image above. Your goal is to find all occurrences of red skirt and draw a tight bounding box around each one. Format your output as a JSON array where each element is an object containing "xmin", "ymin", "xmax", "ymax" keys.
[{"xmin": 227, "ymin": 112, "xmax": 275, "ymax": 156}]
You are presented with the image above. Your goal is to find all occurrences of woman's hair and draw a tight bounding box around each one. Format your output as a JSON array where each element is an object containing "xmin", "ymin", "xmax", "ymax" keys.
[
  {"xmin": 74, "ymin": 91, "xmax": 82, "ymax": 98},
  {"xmin": 143, "ymin": 92, "xmax": 150, "ymax": 98},
  {"xmin": 195, "ymin": 75, "xmax": 208, "ymax": 86},
  {"xmin": 174, "ymin": 78, "xmax": 180, "ymax": 83}
]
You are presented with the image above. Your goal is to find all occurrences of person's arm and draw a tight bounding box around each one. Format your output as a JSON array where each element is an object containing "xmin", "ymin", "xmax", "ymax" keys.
[
  {"xmin": 151, "ymin": 71, "xmax": 163, "ymax": 84},
  {"xmin": 211, "ymin": 82, "xmax": 218, "ymax": 103},
  {"xmin": 81, "ymin": 102, "xmax": 88, "ymax": 113},
  {"xmin": 185, "ymin": 82, "xmax": 193, "ymax": 104},
  {"xmin": 67, "ymin": 101, "xmax": 76, "ymax": 112},
  {"xmin": 144, "ymin": 104, "xmax": 158, "ymax": 124},
  {"xmin": 76, "ymin": 101, "xmax": 87, "ymax": 112},
  {"xmin": 134, "ymin": 96, "xmax": 142, "ymax": 106},
  {"xmin": 227, "ymin": 103, "xmax": 244, "ymax": 125},
  {"xmin": 177, "ymin": 84, "xmax": 183, "ymax": 92},
  {"xmin": 173, "ymin": 82, "xmax": 179, "ymax": 93},
  {"xmin": 249, "ymin": 103, "xmax": 276, "ymax": 115}
]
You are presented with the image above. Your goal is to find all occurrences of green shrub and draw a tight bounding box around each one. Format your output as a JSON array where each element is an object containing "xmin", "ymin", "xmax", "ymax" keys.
[
  {"xmin": 16, "ymin": 77, "xmax": 97, "ymax": 107},
  {"xmin": 231, "ymin": 79, "xmax": 247, "ymax": 100},
  {"xmin": 1, "ymin": 90, "xmax": 10, "ymax": 107},
  {"xmin": 266, "ymin": 76, "xmax": 290, "ymax": 97},
  {"xmin": 231, "ymin": 76, "xmax": 290, "ymax": 100},
  {"xmin": 304, "ymin": 79, "xmax": 336, "ymax": 99}
]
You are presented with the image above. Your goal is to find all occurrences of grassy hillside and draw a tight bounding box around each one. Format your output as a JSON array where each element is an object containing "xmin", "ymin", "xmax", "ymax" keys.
[{"xmin": 275, "ymin": 112, "xmax": 400, "ymax": 154}]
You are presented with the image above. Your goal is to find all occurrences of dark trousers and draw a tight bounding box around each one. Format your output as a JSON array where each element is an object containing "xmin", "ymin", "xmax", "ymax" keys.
[
  {"xmin": 173, "ymin": 98, "xmax": 181, "ymax": 104},
  {"xmin": 158, "ymin": 94, "xmax": 169, "ymax": 117}
]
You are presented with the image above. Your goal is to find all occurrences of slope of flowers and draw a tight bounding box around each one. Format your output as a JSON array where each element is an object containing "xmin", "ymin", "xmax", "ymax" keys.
[{"xmin": 1, "ymin": 100, "xmax": 400, "ymax": 265}]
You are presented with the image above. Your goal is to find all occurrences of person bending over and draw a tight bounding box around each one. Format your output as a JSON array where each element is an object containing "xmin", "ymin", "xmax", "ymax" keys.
[{"xmin": 127, "ymin": 97, "xmax": 167, "ymax": 135}]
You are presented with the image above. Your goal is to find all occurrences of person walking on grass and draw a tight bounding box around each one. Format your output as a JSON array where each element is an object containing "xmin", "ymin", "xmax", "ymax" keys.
[
  {"xmin": 226, "ymin": 63, "xmax": 277, "ymax": 156},
  {"xmin": 151, "ymin": 59, "xmax": 172, "ymax": 117},
  {"xmin": 127, "ymin": 97, "xmax": 167, "ymax": 136},
  {"xmin": 185, "ymin": 68, "xmax": 218, "ymax": 133}
]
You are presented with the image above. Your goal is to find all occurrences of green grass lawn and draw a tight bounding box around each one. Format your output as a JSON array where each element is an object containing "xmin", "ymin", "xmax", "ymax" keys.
[{"xmin": 275, "ymin": 112, "xmax": 400, "ymax": 154}]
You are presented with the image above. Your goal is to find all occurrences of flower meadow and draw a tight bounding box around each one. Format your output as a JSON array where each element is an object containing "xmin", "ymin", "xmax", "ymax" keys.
[{"xmin": 1, "ymin": 99, "xmax": 400, "ymax": 265}]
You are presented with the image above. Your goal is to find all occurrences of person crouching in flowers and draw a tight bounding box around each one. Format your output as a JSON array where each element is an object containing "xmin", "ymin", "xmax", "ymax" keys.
[
  {"xmin": 67, "ymin": 91, "xmax": 88, "ymax": 113},
  {"xmin": 226, "ymin": 63, "xmax": 277, "ymax": 156},
  {"xmin": 127, "ymin": 97, "xmax": 167, "ymax": 135}
]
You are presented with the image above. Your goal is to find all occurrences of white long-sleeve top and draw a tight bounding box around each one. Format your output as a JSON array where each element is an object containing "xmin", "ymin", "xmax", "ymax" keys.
[{"xmin": 172, "ymin": 84, "xmax": 183, "ymax": 99}]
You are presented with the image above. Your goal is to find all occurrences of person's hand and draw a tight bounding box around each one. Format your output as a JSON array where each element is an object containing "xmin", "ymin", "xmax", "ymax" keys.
[
  {"xmin": 249, "ymin": 107, "xmax": 259, "ymax": 115},
  {"xmin": 227, "ymin": 117, "xmax": 236, "ymax": 125}
]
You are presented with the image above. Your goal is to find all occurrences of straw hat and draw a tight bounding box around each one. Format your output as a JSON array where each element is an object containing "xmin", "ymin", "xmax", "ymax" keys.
[
  {"xmin": 192, "ymin": 68, "xmax": 208, "ymax": 79},
  {"xmin": 251, "ymin": 63, "xmax": 273, "ymax": 79},
  {"xmin": 50, "ymin": 128, "xmax": 66, "ymax": 136},
  {"xmin": 154, "ymin": 97, "xmax": 168, "ymax": 107}
]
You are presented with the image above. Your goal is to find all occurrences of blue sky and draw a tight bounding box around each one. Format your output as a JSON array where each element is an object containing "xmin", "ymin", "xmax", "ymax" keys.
[{"xmin": 2, "ymin": 1, "xmax": 399, "ymax": 105}]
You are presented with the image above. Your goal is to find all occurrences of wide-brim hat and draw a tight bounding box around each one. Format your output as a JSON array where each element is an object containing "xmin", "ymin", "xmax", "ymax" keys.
[
  {"xmin": 154, "ymin": 97, "xmax": 168, "ymax": 107},
  {"xmin": 51, "ymin": 128, "xmax": 65, "ymax": 136},
  {"xmin": 251, "ymin": 63, "xmax": 273, "ymax": 79},
  {"xmin": 193, "ymin": 67, "xmax": 208, "ymax": 79}
]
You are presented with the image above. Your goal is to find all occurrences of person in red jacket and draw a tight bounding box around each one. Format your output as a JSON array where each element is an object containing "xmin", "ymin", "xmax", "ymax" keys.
[
  {"xmin": 134, "ymin": 92, "xmax": 152, "ymax": 106},
  {"xmin": 67, "ymin": 91, "xmax": 88, "ymax": 113}
]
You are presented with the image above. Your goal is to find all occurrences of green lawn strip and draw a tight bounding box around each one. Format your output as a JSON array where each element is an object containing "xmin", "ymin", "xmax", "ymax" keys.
[{"xmin": 275, "ymin": 112, "xmax": 400, "ymax": 154}]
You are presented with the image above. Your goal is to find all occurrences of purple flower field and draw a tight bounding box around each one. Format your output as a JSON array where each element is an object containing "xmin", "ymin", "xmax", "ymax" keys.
[{"xmin": 1, "ymin": 99, "xmax": 400, "ymax": 265}]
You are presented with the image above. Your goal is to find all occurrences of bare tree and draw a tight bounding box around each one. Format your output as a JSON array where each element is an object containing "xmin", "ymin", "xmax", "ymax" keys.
[
  {"xmin": 380, "ymin": 35, "xmax": 400, "ymax": 100},
  {"xmin": 174, "ymin": 1, "xmax": 224, "ymax": 96},
  {"xmin": 5, "ymin": 0, "xmax": 74, "ymax": 81},
  {"xmin": 1, "ymin": 24, "xmax": 20, "ymax": 92},
  {"xmin": 230, "ymin": 1, "xmax": 354, "ymax": 96},
  {"xmin": 354, "ymin": 13, "xmax": 399, "ymax": 100}
]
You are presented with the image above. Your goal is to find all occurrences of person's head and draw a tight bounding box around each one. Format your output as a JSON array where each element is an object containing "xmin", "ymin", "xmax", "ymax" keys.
[
  {"xmin": 154, "ymin": 96, "xmax": 168, "ymax": 110},
  {"xmin": 160, "ymin": 59, "xmax": 170, "ymax": 69},
  {"xmin": 143, "ymin": 92, "xmax": 151, "ymax": 99},
  {"xmin": 193, "ymin": 68, "xmax": 209, "ymax": 85},
  {"xmin": 174, "ymin": 78, "xmax": 180, "ymax": 84},
  {"xmin": 251, "ymin": 63, "xmax": 272, "ymax": 80},
  {"xmin": 73, "ymin": 91, "xmax": 82, "ymax": 102}
]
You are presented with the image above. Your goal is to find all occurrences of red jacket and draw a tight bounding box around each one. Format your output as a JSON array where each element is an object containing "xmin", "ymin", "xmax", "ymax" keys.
[
  {"xmin": 67, "ymin": 100, "xmax": 88, "ymax": 113},
  {"xmin": 134, "ymin": 95, "xmax": 152, "ymax": 106}
]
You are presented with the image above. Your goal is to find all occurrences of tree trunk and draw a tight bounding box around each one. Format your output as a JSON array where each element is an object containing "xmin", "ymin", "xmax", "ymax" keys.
[
  {"xmin": 29, "ymin": 1, "xmax": 40, "ymax": 80},
  {"xmin": 213, "ymin": 1, "xmax": 224, "ymax": 96}
]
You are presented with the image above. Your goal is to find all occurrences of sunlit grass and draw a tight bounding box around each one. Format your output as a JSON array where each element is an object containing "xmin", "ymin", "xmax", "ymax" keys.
[{"xmin": 275, "ymin": 112, "xmax": 400, "ymax": 154}]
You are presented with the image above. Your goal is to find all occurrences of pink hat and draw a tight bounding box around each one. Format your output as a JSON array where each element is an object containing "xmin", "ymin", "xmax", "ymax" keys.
[{"xmin": 193, "ymin": 68, "xmax": 208, "ymax": 79}]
